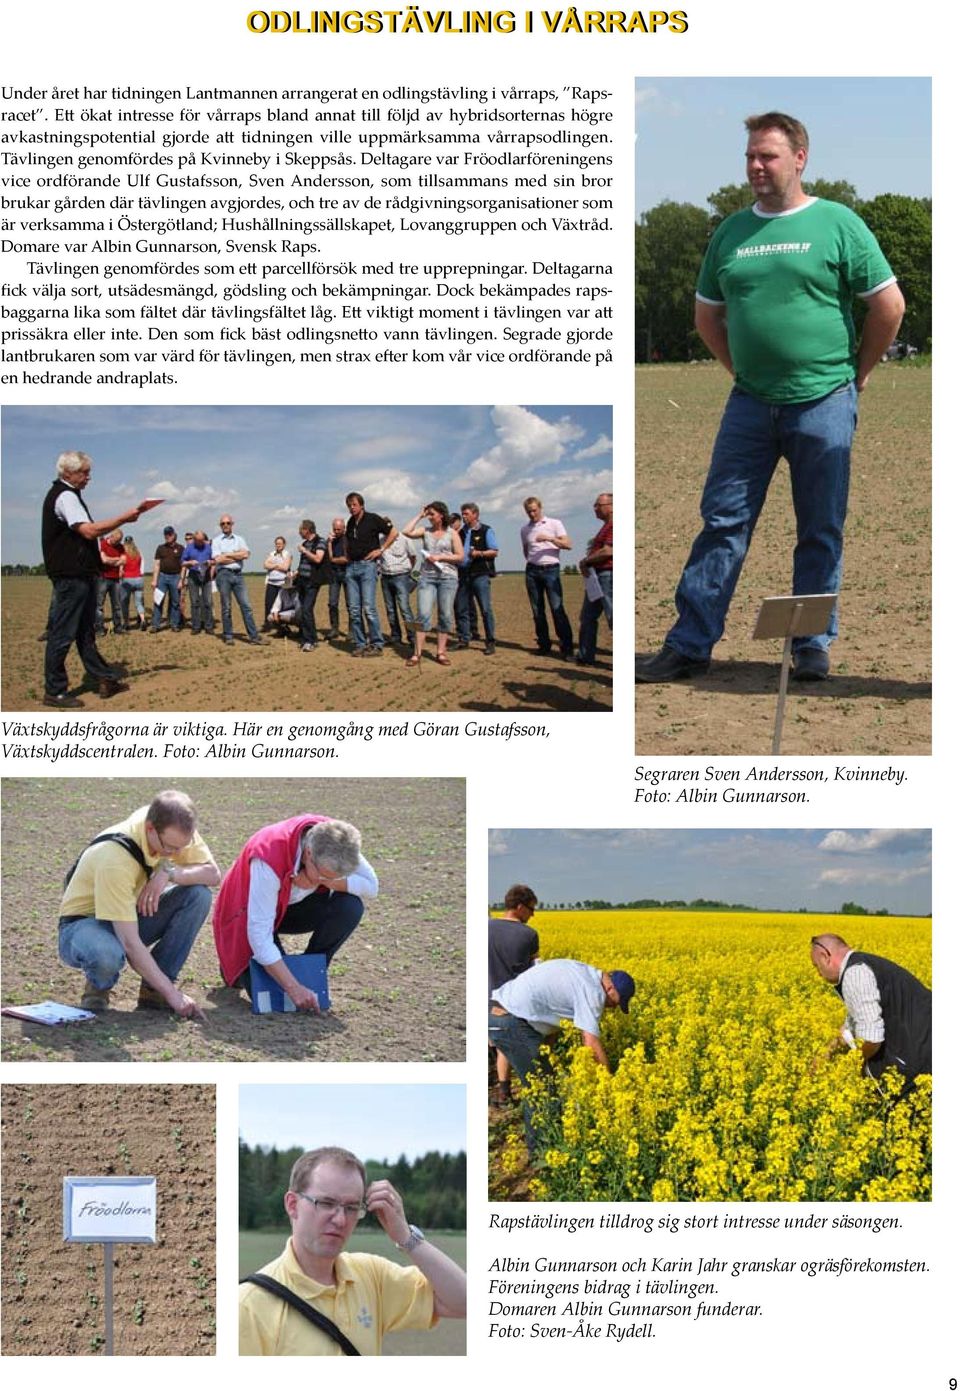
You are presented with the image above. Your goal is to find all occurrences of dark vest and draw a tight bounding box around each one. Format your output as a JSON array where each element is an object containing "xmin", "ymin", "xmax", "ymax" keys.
[
  {"xmin": 837, "ymin": 950, "xmax": 932, "ymax": 1080},
  {"xmin": 467, "ymin": 522, "xmax": 496, "ymax": 577},
  {"xmin": 42, "ymin": 480, "xmax": 100, "ymax": 579}
]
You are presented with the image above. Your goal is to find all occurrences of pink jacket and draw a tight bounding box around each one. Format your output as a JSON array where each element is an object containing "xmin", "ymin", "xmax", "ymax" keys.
[{"xmin": 213, "ymin": 815, "xmax": 330, "ymax": 985}]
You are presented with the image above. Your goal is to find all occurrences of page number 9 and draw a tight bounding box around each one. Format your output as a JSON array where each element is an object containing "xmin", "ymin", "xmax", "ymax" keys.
[{"xmin": 948, "ymin": 1378, "xmax": 957, "ymax": 1389}]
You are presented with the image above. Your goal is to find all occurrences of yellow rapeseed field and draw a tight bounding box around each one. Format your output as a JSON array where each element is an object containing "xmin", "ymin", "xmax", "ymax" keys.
[{"xmin": 491, "ymin": 911, "xmax": 931, "ymax": 1203}]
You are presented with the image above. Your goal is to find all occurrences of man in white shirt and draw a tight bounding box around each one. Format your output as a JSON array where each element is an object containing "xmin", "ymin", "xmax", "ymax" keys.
[
  {"xmin": 810, "ymin": 933, "xmax": 931, "ymax": 1086},
  {"xmin": 41, "ymin": 450, "xmax": 162, "ymax": 708},
  {"xmin": 490, "ymin": 957, "xmax": 635, "ymax": 1151},
  {"xmin": 211, "ymin": 513, "xmax": 265, "ymax": 646}
]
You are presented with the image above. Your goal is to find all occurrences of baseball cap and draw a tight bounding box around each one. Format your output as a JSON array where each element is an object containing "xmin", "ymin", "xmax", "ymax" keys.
[
  {"xmin": 163, "ymin": 525, "xmax": 176, "ymax": 536},
  {"xmin": 609, "ymin": 970, "xmax": 635, "ymax": 1013}
]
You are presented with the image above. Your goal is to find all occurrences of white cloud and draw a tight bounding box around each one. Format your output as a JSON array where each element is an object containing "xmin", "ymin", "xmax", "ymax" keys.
[
  {"xmin": 339, "ymin": 434, "xmax": 425, "ymax": 464},
  {"xmin": 818, "ymin": 829, "xmax": 930, "ymax": 857},
  {"xmin": 148, "ymin": 480, "xmax": 241, "ymax": 507},
  {"xmin": 340, "ymin": 471, "xmax": 420, "ymax": 508},
  {"xmin": 489, "ymin": 830, "xmax": 511, "ymax": 857},
  {"xmin": 818, "ymin": 865, "xmax": 929, "ymax": 887},
  {"xmin": 573, "ymin": 434, "xmax": 612, "ymax": 462},
  {"xmin": 461, "ymin": 405, "xmax": 585, "ymax": 487},
  {"xmin": 481, "ymin": 468, "xmax": 613, "ymax": 523}
]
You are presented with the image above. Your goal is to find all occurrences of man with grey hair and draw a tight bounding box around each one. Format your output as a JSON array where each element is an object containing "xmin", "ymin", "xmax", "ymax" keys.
[
  {"xmin": 41, "ymin": 450, "xmax": 163, "ymax": 707},
  {"xmin": 213, "ymin": 815, "xmax": 378, "ymax": 1012},
  {"xmin": 239, "ymin": 1144, "xmax": 467, "ymax": 1355},
  {"xmin": 810, "ymin": 933, "xmax": 931, "ymax": 1086},
  {"xmin": 57, "ymin": 790, "xmax": 221, "ymax": 1017}
]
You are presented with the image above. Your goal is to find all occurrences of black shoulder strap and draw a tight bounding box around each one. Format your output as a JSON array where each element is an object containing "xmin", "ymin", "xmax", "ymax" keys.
[
  {"xmin": 63, "ymin": 833, "xmax": 149, "ymax": 891},
  {"xmin": 240, "ymin": 1273, "xmax": 361, "ymax": 1356}
]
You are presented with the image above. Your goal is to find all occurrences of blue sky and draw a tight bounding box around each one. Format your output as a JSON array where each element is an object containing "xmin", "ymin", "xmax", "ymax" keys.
[
  {"xmin": 1, "ymin": 404, "xmax": 612, "ymax": 571},
  {"xmin": 489, "ymin": 829, "xmax": 932, "ymax": 915},
  {"xmin": 635, "ymin": 77, "xmax": 931, "ymax": 218},
  {"xmin": 239, "ymin": 1084, "xmax": 465, "ymax": 1161}
]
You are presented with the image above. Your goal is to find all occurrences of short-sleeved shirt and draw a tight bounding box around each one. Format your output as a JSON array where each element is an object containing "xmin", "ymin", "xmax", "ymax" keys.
[
  {"xmin": 181, "ymin": 541, "xmax": 213, "ymax": 576},
  {"xmin": 238, "ymin": 1238, "xmax": 436, "ymax": 1356},
  {"xmin": 521, "ymin": 516, "xmax": 567, "ymax": 568},
  {"xmin": 54, "ymin": 485, "xmax": 90, "ymax": 530},
  {"xmin": 212, "ymin": 532, "xmax": 249, "ymax": 570},
  {"xmin": 696, "ymin": 197, "xmax": 895, "ymax": 403},
  {"xmin": 59, "ymin": 806, "xmax": 213, "ymax": 923},
  {"xmin": 492, "ymin": 958, "xmax": 606, "ymax": 1037},
  {"xmin": 154, "ymin": 541, "xmax": 183, "ymax": 575},
  {"xmin": 585, "ymin": 519, "xmax": 613, "ymax": 572},
  {"xmin": 489, "ymin": 916, "xmax": 539, "ymax": 996},
  {"xmin": 345, "ymin": 511, "xmax": 389, "ymax": 561},
  {"xmin": 99, "ymin": 538, "xmax": 125, "ymax": 574}
]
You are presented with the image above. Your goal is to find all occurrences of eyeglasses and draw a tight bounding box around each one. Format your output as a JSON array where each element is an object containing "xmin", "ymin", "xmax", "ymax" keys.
[
  {"xmin": 297, "ymin": 1193, "xmax": 366, "ymax": 1219},
  {"xmin": 154, "ymin": 829, "xmax": 190, "ymax": 855}
]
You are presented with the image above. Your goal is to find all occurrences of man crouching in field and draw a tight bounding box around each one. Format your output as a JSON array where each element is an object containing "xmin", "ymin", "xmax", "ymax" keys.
[
  {"xmin": 239, "ymin": 1146, "xmax": 466, "ymax": 1355},
  {"xmin": 489, "ymin": 958, "xmax": 635, "ymax": 1154},
  {"xmin": 57, "ymin": 789, "xmax": 220, "ymax": 1019}
]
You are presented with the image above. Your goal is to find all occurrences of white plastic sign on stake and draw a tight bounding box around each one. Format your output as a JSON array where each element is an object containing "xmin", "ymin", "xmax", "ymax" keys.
[{"xmin": 63, "ymin": 1176, "xmax": 157, "ymax": 1243}]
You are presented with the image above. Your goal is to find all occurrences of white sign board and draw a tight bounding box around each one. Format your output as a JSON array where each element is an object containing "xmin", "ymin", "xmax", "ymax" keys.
[{"xmin": 63, "ymin": 1176, "xmax": 157, "ymax": 1244}]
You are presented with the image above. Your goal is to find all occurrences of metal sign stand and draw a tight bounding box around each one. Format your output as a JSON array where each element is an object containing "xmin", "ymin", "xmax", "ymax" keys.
[
  {"xmin": 63, "ymin": 1175, "xmax": 157, "ymax": 1358},
  {"xmin": 752, "ymin": 593, "xmax": 838, "ymax": 755},
  {"xmin": 103, "ymin": 1241, "xmax": 114, "ymax": 1356}
]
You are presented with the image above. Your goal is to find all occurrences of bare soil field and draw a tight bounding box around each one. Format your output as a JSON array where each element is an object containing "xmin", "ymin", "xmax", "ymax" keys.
[
  {"xmin": 2, "ymin": 573, "xmax": 611, "ymax": 714},
  {"xmin": 2, "ymin": 1083, "xmax": 215, "ymax": 1356},
  {"xmin": 636, "ymin": 362, "xmax": 931, "ymax": 755},
  {"xmin": 238, "ymin": 1229, "xmax": 467, "ymax": 1356},
  {"xmin": 1, "ymin": 778, "xmax": 465, "ymax": 1063}
]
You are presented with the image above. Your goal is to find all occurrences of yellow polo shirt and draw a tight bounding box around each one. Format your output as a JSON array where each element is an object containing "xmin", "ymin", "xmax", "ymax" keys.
[
  {"xmin": 239, "ymin": 1238, "xmax": 437, "ymax": 1356},
  {"xmin": 59, "ymin": 807, "xmax": 213, "ymax": 923}
]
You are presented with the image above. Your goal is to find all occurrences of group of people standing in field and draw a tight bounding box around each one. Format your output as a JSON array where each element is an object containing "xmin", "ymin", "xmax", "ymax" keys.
[{"xmin": 41, "ymin": 452, "xmax": 612, "ymax": 706}]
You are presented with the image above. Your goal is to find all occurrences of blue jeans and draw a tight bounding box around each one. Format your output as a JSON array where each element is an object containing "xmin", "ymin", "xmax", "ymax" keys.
[
  {"xmin": 97, "ymin": 577, "xmax": 123, "ymax": 634},
  {"xmin": 667, "ymin": 382, "xmax": 858, "ymax": 661},
  {"xmin": 152, "ymin": 572, "xmax": 182, "ymax": 631},
  {"xmin": 578, "ymin": 568, "xmax": 612, "ymax": 662},
  {"xmin": 294, "ymin": 577, "xmax": 321, "ymax": 645},
  {"xmin": 456, "ymin": 572, "xmax": 495, "ymax": 642},
  {"xmin": 525, "ymin": 564, "xmax": 573, "ymax": 655},
  {"xmin": 416, "ymin": 566, "xmax": 458, "ymax": 633},
  {"xmin": 344, "ymin": 559, "xmax": 384, "ymax": 649},
  {"xmin": 44, "ymin": 576, "xmax": 116, "ymax": 697},
  {"xmin": 58, "ymin": 884, "xmax": 212, "ymax": 990},
  {"xmin": 215, "ymin": 568, "xmax": 259, "ymax": 640},
  {"xmin": 121, "ymin": 576, "xmax": 145, "ymax": 623},
  {"xmin": 381, "ymin": 572, "xmax": 416, "ymax": 641}
]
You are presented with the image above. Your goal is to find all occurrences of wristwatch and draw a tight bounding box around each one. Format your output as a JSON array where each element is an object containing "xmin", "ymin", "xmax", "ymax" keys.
[{"xmin": 396, "ymin": 1224, "xmax": 425, "ymax": 1252}]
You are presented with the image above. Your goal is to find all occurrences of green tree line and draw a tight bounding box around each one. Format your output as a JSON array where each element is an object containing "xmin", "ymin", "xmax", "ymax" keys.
[
  {"xmin": 490, "ymin": 898, "xmax": 905, "ymax": 914},
  {"xmin": 636, "ymin": 181, "xmax": 931, "ymax": 363},
  {"xmin": 239, "ymin": 1141, "xmax": 466, "ymax": 1231}
]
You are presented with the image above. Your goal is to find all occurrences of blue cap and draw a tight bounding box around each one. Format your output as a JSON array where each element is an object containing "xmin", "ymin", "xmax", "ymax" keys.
[{"xmin": 609, "ymin": 970, "xmax": 635, "ymax": 1013}]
